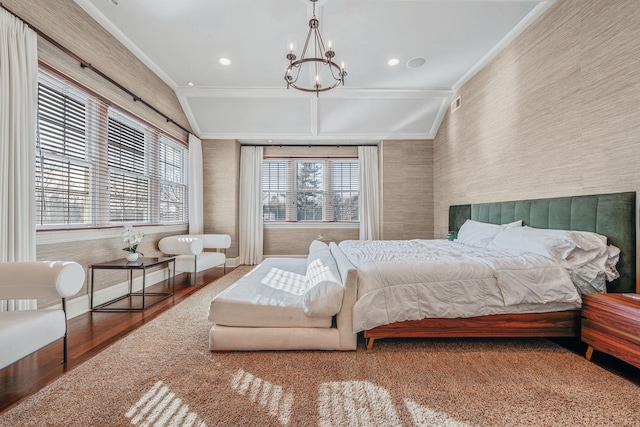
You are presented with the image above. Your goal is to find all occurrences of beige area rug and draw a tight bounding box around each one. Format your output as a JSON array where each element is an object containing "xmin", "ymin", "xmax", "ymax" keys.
[{"xmin": 2, "ymin": 266, "xmax": 640, "ymax": 427}]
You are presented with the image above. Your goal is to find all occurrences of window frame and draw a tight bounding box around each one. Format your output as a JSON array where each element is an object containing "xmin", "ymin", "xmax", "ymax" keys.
[
  {"xmin": 262, "ymin": 157, "xmax": 360, "ymax": 225},
  {"xmin": 158, "ymin": 135, "xmax": 189, "ymax": 223},
  {"xmin": 36, "ymin": 73, "xmax": 93, "ymax": 228},
  {"xmin": 107, "ymin": 110, "xmax": 150, "ymax": 224},
  {"xmin": 35, "ymin": 67, "xmax": 189, "ymax": 232}
]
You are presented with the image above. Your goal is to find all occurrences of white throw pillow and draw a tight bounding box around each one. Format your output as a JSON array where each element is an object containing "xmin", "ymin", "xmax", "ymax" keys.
[
  {"xmin": 456, "ymin": 219, "xmax": 522, "ymax": 248},
  {"xmin": 488, "ymin": 226, "xmax": 578, "ymax": 262},
  {"xmin": 302, "ymin": 240, "xmax": 344, "ymax": 317},
  {"xmin": 562, "ymin": 230, "xmax": 608, "ymax": 269}
]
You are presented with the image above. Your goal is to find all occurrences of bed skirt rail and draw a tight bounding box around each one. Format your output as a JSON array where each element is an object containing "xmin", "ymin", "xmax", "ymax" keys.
[{"xmin": 364, "ymin": 310, "xmax": 581, "ymax": 350}]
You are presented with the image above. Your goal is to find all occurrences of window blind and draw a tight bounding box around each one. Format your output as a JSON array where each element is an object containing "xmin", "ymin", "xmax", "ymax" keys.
[
  {"xmin": 329, "ymin": 160, "xmax": 359, "ymax": 221},
  {"xmin": 36, "ymin": 81, "xmax": 91, "ymax": 226},
  {"xmin": 35, "ymin": 69, "xmax": 188, "ymax": 229},
  {"xmin": 263, "ymin": 160, "xmax": 291, "ymax": 221},
  {"xmin": 159, "ymin": 136, "xmax": 188, "ymax": 222}
]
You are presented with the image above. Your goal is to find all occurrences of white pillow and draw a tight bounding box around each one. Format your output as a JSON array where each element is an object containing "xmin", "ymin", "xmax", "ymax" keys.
[
  {"xmin": 562, "ymin": 230, "xmax": 608, "ymax": 269},
  {"xmin": 564, "ymin": 231, "xmax": 621, "ymax": 282},
  {"xmin": 567, "ymin": 230, "xmax": 607, "ymax": 251},
  {"xmin": 302, "ymin": 240, "xmax": 344, "ymax": 317},
  {"xmin": 456, "ymin": 219, "xmax": 522, "ymax": 248},
  {"xmin": 488, "ymin": 226, "xmax": 578, "ymax": 261}
]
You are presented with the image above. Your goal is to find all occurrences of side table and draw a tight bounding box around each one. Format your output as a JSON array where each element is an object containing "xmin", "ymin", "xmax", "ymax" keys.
[
  {"xmin": 581, "ymin": 293, "xmax": 640, "ymax": 369},
  {"xmin": 90, "ymin": 257, "xmax": 176, "ymax": 311}
]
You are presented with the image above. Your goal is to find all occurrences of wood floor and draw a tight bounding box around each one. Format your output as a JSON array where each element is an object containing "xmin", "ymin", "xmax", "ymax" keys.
[
  {"xmin": 0, "ymin": 267, "xmax": 228, "ymax": 414},
  {"xmin": 2, "ymin": 269, "xmax": 639, "ymax": 414}
]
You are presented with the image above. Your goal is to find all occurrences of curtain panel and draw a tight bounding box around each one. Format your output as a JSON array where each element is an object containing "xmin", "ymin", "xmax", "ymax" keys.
[
  {"xmin": 358, "ymin": 145, "xmax": 380, "ymax": 240},
  {"xmin": 239, "ymin": 146, "xmax": 264, "ymax": 265},
  {"xmin": 188, "ymin": 133, "xmax": 204, "ymax": 234},
  {"xmin": 0, "ymin": 9, "xmax": 38, "ymax": 310}
]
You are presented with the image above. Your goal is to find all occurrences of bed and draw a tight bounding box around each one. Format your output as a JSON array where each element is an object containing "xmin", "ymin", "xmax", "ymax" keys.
[{"xmin": 350, "ymin": 192, "xmax": 637, "ymax": 350}]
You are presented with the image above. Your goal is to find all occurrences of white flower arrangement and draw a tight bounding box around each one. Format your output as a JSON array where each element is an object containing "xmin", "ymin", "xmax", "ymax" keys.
[{"xmin": 122, "ymin": 224, "xmax": 144, "ymax": 255}]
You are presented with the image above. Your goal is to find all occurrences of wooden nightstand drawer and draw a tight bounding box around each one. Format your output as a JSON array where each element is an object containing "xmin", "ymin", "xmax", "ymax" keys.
[{"xmin": 581, "ymin": 293, "xmax": 640, "ymax": 369}]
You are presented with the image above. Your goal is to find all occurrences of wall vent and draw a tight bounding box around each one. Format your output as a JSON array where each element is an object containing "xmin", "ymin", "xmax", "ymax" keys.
[{"xmin": 450, "ymin": 96, "xmax": 462, "ymax": 113}]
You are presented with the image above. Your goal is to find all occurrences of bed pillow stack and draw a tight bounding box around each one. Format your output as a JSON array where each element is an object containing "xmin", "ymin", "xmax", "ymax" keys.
[
  {"xmin": 488, "ymin": 226, "xmax": 610, "ymax": 268},
  {"xmin": 457, "ymin": 219, "xmax": 620, "ymax": 293},
  {"xmin": 487, "ymin": 225, "xmax": 619, "ymax": 292},
  {"xmin": 302, "ymin": 240, "xmax": 344, "ymax": 317}
]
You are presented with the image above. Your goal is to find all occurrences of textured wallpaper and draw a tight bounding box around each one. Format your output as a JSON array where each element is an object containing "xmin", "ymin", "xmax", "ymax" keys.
[{"xmin": 433, "ymin": 0, "xmax": 640, "ymax": 237}]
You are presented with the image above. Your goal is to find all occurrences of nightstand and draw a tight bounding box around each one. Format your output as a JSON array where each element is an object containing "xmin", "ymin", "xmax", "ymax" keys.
[{"xmin": 581, "ymin": 293, "xmax": 640, "ymax": 369}]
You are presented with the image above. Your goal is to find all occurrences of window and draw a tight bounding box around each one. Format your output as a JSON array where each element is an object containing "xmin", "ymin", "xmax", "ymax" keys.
[
  {"xmin": 107, "ymin": 114, "xmax": 149, "ymax": 222},
  {"xmin": 35, "ymin": 69, "xmax": 188, "ymax": 229},
  {"xmin": 35, "ymin": 81, "xmax": 91, "ymax": 226},
  {"xmin": 159, "ymin": 136, "xmax": 188, "ymax": 222},
  {"xmin": 262, "ymin": 158, "xmax": 359, "ymax": 222}
]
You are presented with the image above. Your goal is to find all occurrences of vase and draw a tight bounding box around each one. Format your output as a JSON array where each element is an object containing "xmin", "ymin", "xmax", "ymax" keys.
[{"xmin": 126, "ymin": 252, "xmax": 139, "ymax": 262}]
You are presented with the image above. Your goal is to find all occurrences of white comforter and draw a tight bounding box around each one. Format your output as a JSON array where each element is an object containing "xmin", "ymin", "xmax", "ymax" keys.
[{"xmin": 337, "ymin": 240, "xmax": 582, "ymax": 332}]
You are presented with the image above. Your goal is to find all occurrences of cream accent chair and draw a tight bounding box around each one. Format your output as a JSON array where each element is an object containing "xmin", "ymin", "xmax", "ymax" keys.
[
  {"xmin": 0, "ymin": 261, "xmax": 85, "ymax": 369},
  {"xmin": 158, "ymin": 234, "xmax": 231, "ymax": 283}
]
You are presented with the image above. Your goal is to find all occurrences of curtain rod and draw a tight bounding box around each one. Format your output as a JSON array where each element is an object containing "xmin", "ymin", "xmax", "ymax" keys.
[
  {"xmin": 263, "ymin": 155, "xmax": 358, "ymax": 159},
  {"xmin": 0, "ymin": 2, "xmax": 192, "ymax": 137},
  {"xmin": 242, "ymin": 144, "xmax": 378, "ymax": 147}
]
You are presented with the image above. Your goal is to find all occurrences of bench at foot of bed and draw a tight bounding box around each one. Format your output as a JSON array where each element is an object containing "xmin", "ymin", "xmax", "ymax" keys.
[{"xmin": 207, "ymin": 241, "xmax": 358, "ymax": 351}]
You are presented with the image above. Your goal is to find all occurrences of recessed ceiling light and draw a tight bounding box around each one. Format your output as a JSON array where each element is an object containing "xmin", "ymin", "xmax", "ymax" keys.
[
  {"xmin": 387, "ymin": 58, "xmax": 400, "ymax": 66},
  {"xmin": 219, "ymin": 58, "xmax": 231, "ymax": 66},
  {"xmin": 407, "ymin": 57, "xmax": 426, "ymax": 69},
  {"xmin": 187, "ymin": 81, "xmax": 194, "ymax": 87}
]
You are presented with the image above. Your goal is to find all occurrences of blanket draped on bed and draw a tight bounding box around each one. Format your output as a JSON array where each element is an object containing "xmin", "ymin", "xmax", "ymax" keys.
[{"xmin": 338, "ymin": 240, "xmax": 581, "ymax": 332}]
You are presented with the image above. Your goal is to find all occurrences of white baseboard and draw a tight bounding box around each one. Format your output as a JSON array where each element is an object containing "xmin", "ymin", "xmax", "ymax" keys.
[{"xmin": 226, "ymin": 256, "xmax": 241, "ymax": 268}]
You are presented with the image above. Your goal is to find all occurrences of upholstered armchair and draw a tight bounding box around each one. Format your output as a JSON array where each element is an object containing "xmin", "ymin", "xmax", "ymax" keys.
[
  {"xmin": 158, "ymin": 234, "xmax": 231, "ymax": 283},
  {"xmin": 0, "ymin": 261, "xmax": 85, "ymax": 369}
]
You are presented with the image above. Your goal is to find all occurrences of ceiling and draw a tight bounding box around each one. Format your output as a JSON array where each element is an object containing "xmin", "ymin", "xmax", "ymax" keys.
[{"xmin": 74, "ymin": 0, "xmax": 555, "ymax": 144}]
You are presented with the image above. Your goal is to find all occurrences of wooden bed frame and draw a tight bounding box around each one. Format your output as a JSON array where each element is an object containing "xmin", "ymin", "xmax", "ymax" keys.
[{"xmin": 364, "ymin": 192, "xmax": 637, "ymax": 350}]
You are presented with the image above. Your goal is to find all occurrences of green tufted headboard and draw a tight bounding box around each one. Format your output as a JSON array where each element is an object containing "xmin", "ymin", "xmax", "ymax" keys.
[{"xmin": 449, "ymin": 192, "xmax": 636, "ymax": 293}]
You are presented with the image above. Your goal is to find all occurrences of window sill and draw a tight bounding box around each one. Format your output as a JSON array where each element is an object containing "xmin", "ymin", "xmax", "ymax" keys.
[{"xmin": 36, "ymin": 224, "xmax": 188, "ymax": 245}]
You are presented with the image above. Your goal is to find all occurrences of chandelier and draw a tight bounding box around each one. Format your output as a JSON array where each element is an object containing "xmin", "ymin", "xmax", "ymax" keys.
[{"xmin": 284, "ymin": 0, "xmax": 347, "ymax": 94}]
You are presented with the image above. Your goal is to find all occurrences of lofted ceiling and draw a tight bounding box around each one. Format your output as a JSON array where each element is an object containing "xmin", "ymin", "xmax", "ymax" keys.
[{"xmin": 74, "ymin": 0, "xmax": 555, "ymax": 144}]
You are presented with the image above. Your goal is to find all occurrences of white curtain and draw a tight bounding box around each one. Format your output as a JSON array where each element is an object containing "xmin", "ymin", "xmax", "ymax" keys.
[
  {"xmin": 239, "ymin": 146, "xmax": 263, "ymax": 265},
  {"xmin": 188, "ymin": 133, "xmax": 204, "ymax": 234},
  {"xmin": 358, "ymin": 145, "xmax": 380, "ymax": 240},
  {"xmin": 0, "ymin": 9, "xmax": 38, "ymax": 310}
]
